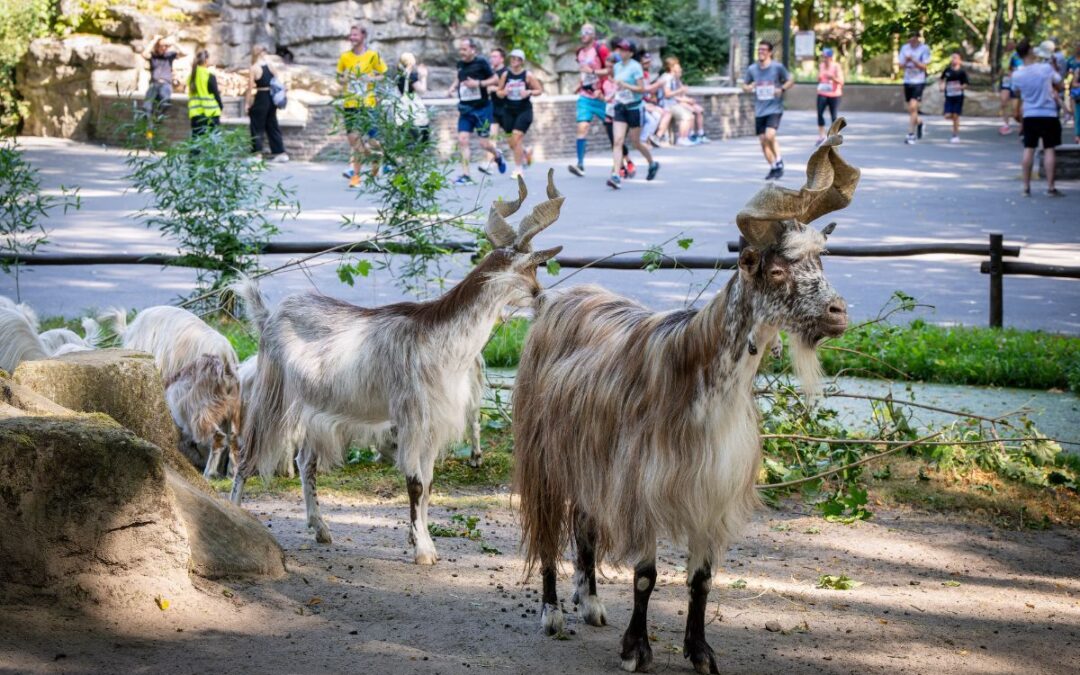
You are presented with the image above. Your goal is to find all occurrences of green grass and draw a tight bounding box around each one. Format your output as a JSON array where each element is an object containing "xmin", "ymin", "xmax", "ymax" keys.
[
  {"xmin": 211, "ymin": 318, "xmax": 259, "ymax": 361},
  {"xmin": 483, "ymin": 318, "xmax": 530, "ymax": 368}
]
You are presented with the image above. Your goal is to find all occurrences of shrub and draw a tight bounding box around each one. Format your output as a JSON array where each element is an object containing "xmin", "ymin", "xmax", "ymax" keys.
[{"xmin": 0, "ymin": 0, "xmax": 53, "ymax": 134}]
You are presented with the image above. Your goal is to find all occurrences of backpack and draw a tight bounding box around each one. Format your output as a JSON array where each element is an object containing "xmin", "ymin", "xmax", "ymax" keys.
[
  {"xmin": 393, "ymin": 91, "xmax": 429, "ymax": 127},
  {"xmin": 269, "ymin": 76, "xmax": 287, "ymax": 109}
]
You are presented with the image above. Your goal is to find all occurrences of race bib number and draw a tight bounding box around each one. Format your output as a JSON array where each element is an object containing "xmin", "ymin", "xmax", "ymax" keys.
[
  {"xmin": 506, "ymin": 80, "xmax": 527, "ymax": 101},
  {"xmin": 817, "ymin": 81, "xmax": 833, "ymax": 94},
  {"xmin": 1001, "ymin": 75, "xmax": 1012, "ymax": 89},
  {"xmin": 581, "ymin": 72, "xmax": 598, "ymax": 88},
  {"xmin": 945, "ymin": 81, "xmax": 963, "ymax": 97},
  {"xmin": 755, "ymin": 82, "xmax": 776, "ymax": 101},
  {"xmin": 615, "ymin": 87, "xmax": 635, "ymax": 104},
  {"xmin": 605, "ymin": 102, "xmax": 615, "ymax": 117},
  {"xmin": 459, "ymin": 83, "xmax": 481, "ymax": 102}
]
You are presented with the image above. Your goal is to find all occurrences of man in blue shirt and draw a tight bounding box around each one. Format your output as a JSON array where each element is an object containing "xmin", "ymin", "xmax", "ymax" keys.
[
  {"xmin": 1011, "ymin": 39, "xmax": 1065, "ymax": 196},
  {"xmin": 743, "ymin": 40, "xmax": 793, "ymax": 180}
]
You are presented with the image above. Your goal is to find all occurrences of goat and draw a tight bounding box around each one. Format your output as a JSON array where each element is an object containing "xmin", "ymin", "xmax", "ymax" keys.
[
  {"xmin": 0, "ymin": 296, "xmax": 39, "ymax": 331},
  {"xmin": 231, "ymin": 170, "xmax": 564, "ymax": 564},
  {"xmin": 0, "ymin": 307, "xmax": 48, "ymax": 374},
  {"xmin": 102, "ymin": 305, "xmax": 242, "ymax": 479},
  {"xmin": 513, "ymin": 119, "xmax": 859, "ymax": 673}
]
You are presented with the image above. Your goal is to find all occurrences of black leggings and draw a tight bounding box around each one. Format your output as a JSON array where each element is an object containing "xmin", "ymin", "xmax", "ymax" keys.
[
  {"xmin": 816, "ymin": 95, "xmax": 840, "ymax": 127},
  {"xmin": 250, "ymin": 91, "xmax": 285, "ymax": 155}
]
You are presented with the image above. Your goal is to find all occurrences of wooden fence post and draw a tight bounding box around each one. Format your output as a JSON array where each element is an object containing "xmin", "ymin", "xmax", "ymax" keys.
[{"xmin": 989, "ymin": 233, "xmax": 1003, "ymax": 328}]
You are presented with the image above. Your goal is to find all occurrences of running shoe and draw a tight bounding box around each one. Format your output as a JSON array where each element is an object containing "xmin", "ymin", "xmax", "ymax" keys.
[
  {"xmin": 269, "ymin": 153, "xmax": 290, "ymax": 163},
  {"xmin": 697, "ymin": 134, "xmax": 711, "ymax": 144},
  {"xmin": 949, "ymin": 136, "xmax": 960, "ymax": 144},
  {"xmin": 495, "ymin": 151, "xmax": 507, "ymax": 174},
  {"xmin": 453, "ymin": 174, "xmax": 476, "ymax": 186},
  {"xmin": 625, "ymin": 159, "xmax": 637, "ymax": 178},
  {"xmin": 343, "ymin": 168, "xmax": 354, "ymax": 179},
  {"xmin": 606, "ymin": 174, "xmax": 622, "ymax": 190},
  {"xmin": 765, "ymin": 167, "xmax": 779, "ymax": 180},
  {"xmin": 904, "ymin": 134, "xmax": 916, "ymax": 145},
  {"xmin": 646, "ymin": 161, "xmax": 660, "ymax": 181},
  {"xmin": 619, "ymin": 167, "xmax": 628, "ymax": 179},
  {"xmin": 1046, "ymin": 188, "xmax": 1064, "ymax": 197},
  {"xmin": 525, "ymin": 146, "xmax": 533, "ymax": 167},
  {"xmin": 676, "ymin": 137, "xmax": 696, "ymax": 147},
  {"xmin": 348, "ymin": 174, "xmax": 361, "ymax": 189},
  {"xmin": 510, "ymin": 169, "xmax": 523, "ymax": 180},
  {"xmin": 568, "ymin": 164, "xmax": 585, "ymax": 177},
  {"xmin": 775, "ymin": 159, "xmax": 784, "ymax": 171},
  {"xmin": 999, "ymin": 124, "xmax": 1012, "ymax": 135},
  {"xmin": 916, "ymin": 122, "xmax": 924, "ymax": 139},
  {"xmin": 774, "ymin": 166, "xmax": 784, "ymax": 180}
]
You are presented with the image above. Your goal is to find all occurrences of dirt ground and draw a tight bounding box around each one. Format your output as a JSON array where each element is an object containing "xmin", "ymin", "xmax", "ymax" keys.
[{"xmin": 2, "ymin": 489, "xmax": 1078, "ymax": 675}]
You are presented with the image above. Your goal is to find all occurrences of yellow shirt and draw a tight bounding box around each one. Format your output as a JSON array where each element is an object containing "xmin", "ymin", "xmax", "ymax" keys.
[{"xmin": 337, "ymin": 49, "xmax": 387, "ymax": 108}]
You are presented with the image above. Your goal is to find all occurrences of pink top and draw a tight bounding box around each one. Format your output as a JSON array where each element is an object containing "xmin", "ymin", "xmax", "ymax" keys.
[{"xmin": 817, "ymin": 61, "xmax": 843, "ymax": 98}]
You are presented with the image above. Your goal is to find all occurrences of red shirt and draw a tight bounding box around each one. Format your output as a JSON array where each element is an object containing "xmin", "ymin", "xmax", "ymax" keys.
[
  {"xmin": 817, "ymin": 61, "xmax": 843, "ymax": 98},
  {"xmin": 576, "ymin": 43, "xmax": 610, "ymax": 99}
]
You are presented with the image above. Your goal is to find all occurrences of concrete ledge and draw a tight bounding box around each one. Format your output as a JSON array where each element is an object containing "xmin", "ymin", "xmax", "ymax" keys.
[{"xmin": 1039, "ymin": 144, "xmax": 1080, "ymax": 179}]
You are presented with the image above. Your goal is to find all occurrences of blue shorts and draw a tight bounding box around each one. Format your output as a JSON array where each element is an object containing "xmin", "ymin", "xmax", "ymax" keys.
[
  {"xmin": 576, "ymin": 96, "xmax": 607, "ymax": 124},
  {"xmin": 943, "ymin": 96, "xmax": 964, "ymax": 116},
  {"xmin": 457, "ymin": 103, "xmax": 493, "ymax": 137}
]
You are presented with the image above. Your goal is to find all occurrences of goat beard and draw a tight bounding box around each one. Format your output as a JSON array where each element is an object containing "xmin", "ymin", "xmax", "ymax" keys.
[{"xmin": 791, "ymin": 335, "xmax": 824, "ymax": 405}]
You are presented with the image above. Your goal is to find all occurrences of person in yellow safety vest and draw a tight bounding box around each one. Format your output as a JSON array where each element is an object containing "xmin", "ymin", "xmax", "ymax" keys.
[{"xmin": 188, "ymin": 49, "xmax": 223, "ymax": 137}]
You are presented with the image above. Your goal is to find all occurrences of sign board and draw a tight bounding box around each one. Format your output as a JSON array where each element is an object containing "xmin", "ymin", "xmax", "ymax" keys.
[{"xmin": 794, "ymin": 31, "xmax": 816, "ymax": 58}]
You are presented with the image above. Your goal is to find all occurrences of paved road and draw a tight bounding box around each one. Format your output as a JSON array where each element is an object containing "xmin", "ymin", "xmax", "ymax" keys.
[{"xmin": 6, "ymin": 111, "xmax": 1078, "ymax": 332}]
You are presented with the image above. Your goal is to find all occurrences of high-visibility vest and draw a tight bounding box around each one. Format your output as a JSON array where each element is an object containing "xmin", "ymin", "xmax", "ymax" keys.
[{"xmin": 188, "ymin": 66, "xmax": 221, "ymax": 119}]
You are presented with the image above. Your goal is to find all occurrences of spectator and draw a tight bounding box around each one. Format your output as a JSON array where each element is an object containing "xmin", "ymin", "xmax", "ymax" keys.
[
  {"xmin": 743, "ymin": 40, "xmax": 793, "ymax": 180},
  {"xmin": 939, "ymin": 51, "xmax": 969, "ymax": 144},
  {"xmin": 659, "ymin": 57, "xmax": 706, "ymax": 146},
  {"xmin": 815, "ymin": 47, "xmax": 843, "ymax": 145},
  {"xmin": 142, "ymin": 36, "xmax": 185, "ymax": 118},
  {"xmin": 336, "ymin": 24, "xmax": 387, "ymax": 189},
  {"xmin": 246, "ymin": 45, "xmax": 288, "ymax": 163},
  {"xmin": 1011, "ymin": 39, "xmax": 1065, "ymax": 196},
  {"xmin": 638, "ymin": 51, "xmax": 668, "ymax": 148},
  {"xmin": 998, "ymin": 40, "xmax": 1023, "ymax": 134},
  {"xmin": 186, "ymin": 50, "xmax": 221, "ymax": 138},
  {"xmin": 395, "ymin": 52, "xmax": 431, "ymax": 144},
  {"xmin": 898, "ymin": 30, "xmax": 931, "ymax": 145},
  {"xmin": 1066, "ymin": 40, "xmax": 1080, "ymax": 145}
]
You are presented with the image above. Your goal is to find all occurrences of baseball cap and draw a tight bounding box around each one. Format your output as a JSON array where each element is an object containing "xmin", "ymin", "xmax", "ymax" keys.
[
  {"xmin": 615, "ymin": 38, "xmax": 633, "ymax": 51},
  {"xmin": 1033, "ymin": 40, "xmax": 1054, "ymax": 58},
  {"xmin": 822, "ymin": 47, "xmax": 834, "ymax": 57},
  {"xmin": 509, "ymin": 48, "xmax": 526, "ymax": 60}
]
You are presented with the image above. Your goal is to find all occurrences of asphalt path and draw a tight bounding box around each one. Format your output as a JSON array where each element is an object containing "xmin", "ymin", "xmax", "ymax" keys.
[{"xmin": 6, "ymin": 111, "xmax": 1078, "ymax": 333}]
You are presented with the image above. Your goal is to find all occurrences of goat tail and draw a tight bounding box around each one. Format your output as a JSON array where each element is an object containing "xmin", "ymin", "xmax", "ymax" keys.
[
  {"xmin": 230, "ymin": 276, "xmax": 270, "ymax": 334},
  {"xmin": 81, "ymin": 317, "xmax": 103, "ymax": 347},
  {"xmin": 237, "ymin": 349, "xmax": 289, "ymax": 480},
  {"xmin": 97, "ymin": 307, "xmax": 129, "ymax": 340}
]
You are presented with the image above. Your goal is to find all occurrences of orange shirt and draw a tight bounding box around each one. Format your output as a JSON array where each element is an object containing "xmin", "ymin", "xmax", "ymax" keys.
[{"xmin": 817, "ymin": 61, "xmax": 843, "ymax": 98}]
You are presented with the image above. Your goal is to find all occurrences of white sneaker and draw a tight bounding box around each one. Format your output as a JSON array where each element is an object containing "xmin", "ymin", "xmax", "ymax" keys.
[
  {"xmin": 270, "ymin": 153, "xmax": 290, "ymax": 163},
  {"xmin": 697, "ymin": 135, "xmax": 711, "ymax": 144},
  {"xmin": 949, "ymin": 136, "xmax": 960, "ymax": 144},
  {"xmin": 905, "ymin": 134, "xmax": 916, "ymax": 145},
  {"xmin": 676, "ymin": 137, "xmax": 696, "ymax": 147}
]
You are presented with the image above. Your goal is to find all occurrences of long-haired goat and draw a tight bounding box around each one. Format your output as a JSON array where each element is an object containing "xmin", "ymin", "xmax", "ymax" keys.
[
  {"xmin": 104, "ymin": 305, "xmax": 242, "ymax": 479},
  {"xmin": 513, "ymin": 119, "xmax": 860, "ymax": 673},
  {"xmin": 0, "ymin": 307, "xmax": 48, "ymax": 374},
  {"xmin": 231, "ymin": 171, "xmax": 564, "ymax": 564}
]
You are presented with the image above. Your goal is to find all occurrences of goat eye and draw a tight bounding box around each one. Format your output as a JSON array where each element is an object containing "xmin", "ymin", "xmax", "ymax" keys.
[{"xmin": 768, "ymin": 268, "xmax": 785, "ymax": 281}]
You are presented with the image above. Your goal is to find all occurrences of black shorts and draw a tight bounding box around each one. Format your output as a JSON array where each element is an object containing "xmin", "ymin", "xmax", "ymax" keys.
[
  {"xmin": 755, "ymin": 113, "xmax": 782, "ymax": 135},
  {"xmin": 943, "ymin": 96, "xmax": 964, "ymax": 116},
  {"xmin": 503, "ymin": 106, "xmax": 533, "ymax": 133},
  {"xmin": 612, "ymin": 103, "xmax": 643, "ymax": 128},
  {"xmin": 903, "ymin": 83, "xmax": 925, "ymax": 102},
  {"xmin": 342, "ymin": 107, "xmax": 377, "ymax": 137},
  {"xmin": 1020, "ymin": 117, "xmax": 1062, "ymax": 149}
]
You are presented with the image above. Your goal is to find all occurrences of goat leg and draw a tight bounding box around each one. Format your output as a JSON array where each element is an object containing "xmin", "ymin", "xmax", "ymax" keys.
[
  {"xmin": 620, "ymin": 557, "xmax": 657, "ymax": 672},
  {"xmin": 467, "ymin": 410, "xmax": 483, "ymax": 469},
  {"xmin": 540, "ymin": 561, "xmax": 565, "ymax": 636},
  {"xmin": 406, "ymin": 473, "xmax": 438, "ymax": 565},
  {"xmin": 571, "ymin": 509, "xmax": 606, "ymax": 626},
  {"xmin": 299, "ymin": 447, "xmax": 332, "ymax": 544},
  {"xmin": 203, "ymin": 432, "xmax": 226, "ymax": 480},
  {"xmin": 683, "ymin": 559, "xmax": 719, "ymax": 674}
]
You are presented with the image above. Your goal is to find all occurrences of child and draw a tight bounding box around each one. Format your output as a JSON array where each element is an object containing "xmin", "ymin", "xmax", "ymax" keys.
[{"xmin": 940, "ymin": 52, "xmax": 969, "ymax": 143}]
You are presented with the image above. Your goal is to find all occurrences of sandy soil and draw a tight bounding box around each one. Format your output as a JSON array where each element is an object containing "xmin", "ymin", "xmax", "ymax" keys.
[{"xmin": 2, "ymin": 489, "xmax": 1078, "ymax": 675}]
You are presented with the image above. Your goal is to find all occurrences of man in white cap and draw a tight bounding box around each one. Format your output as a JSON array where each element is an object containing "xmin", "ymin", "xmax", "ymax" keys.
[
  {"xmin": 1011, "ymin": 39, "xmax": 1065, "ymax": 196},
  {"xmin": 898, "ymin": 29, "xmax": 931, "ymax": 144}
]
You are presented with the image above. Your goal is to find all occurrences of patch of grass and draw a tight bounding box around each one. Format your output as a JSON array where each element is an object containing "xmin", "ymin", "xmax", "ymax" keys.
[
  {"xmin": 209, "ymin": 317, "xmax": 259, "ymax": 361},
  {"xmin": 483, "ymin": 317, "xmax": 529, "ymax": 368}
]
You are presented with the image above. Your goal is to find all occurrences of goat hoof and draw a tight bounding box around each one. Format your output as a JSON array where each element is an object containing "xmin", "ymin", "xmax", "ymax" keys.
[
  {"xmin": 683, "ymin": 638, "xmax": 719, "ymax": 674},
  {"xmin": 467, "ymin": 455, "xmax": 483, "ymax": 469},
  {"xmin": 578, "ymin": 594, "xmax": 607, "ymax": 627},
  {"xmin": 541, "ymin": 603, "xmax": 565, "ymax": 636},
  {"xmin": 620, "ymin": 632, "xmax": 653, "ymax": 672},
  {"xmin": 310, "ymin": 519, "xmax": 332, "ymax": 544},
  {"xmin": 414, "ymin": 550, "xmax": 438, "ymax": 566}
]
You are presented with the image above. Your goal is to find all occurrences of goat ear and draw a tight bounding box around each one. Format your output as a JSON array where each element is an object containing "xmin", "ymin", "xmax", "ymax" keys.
[
  {"xmin": 821, "ymin": 222, "xmax": 837, "ymax": 238},
  {"xmin": 527, "ymin": 245, "xmax": 562, "ymax": 266},
  {"xmin": 738, "ymin": 247, "xmax": 761, "ymax": 276}
]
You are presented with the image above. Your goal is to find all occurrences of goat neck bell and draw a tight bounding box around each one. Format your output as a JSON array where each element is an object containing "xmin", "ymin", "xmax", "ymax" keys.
[{"xmin": 735, "ymin": 117, "xmax": 861, "ymax": 249}]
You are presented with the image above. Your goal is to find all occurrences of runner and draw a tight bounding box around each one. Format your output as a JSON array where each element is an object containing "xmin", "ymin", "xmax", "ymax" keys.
[
  {"xmin": 898, "ymin": 30, "xmax": 931, "ymax": 145},
  {"xmin": 607, "ymin": 38, "xmax": 659, "ymax": 190},
  {"xmin": 568, "ymin": 23, "xmax": 611, "ymax": 177},
  {"xmin": 815, "ymin": 47, "xmax": 843, "ymax": 144},
  {"xmin": 336, "ymin": 24, "xmax": 386, "ymax": 189},
  {"xmin": 742, "ymin": 40, "xmax": 793, "ymax": 180},
  {"xmin": 1011, "ymin": 39, "xmax": 1065, "ymax": 196},
  {"xmin": 998, "ymin": 40, "xmax": 1023, "ymax": 134},
  {"xmin": 496, "ymin": 49, "xmax": 543, "ymax": 179},
  {"xmin": 446, "ymin": 38, "xmax": 505, "ymax": 185},
  {"xmin": 483, "ymin": 47, "xmax": 508, "ymax": 176},
  {"xmin": 939, "ymin": 52, "xmax": 969, "ymax": 143},
  {"xmin": 1067, "ymin": 40, "xmax": 1080, "ymax": 144}
]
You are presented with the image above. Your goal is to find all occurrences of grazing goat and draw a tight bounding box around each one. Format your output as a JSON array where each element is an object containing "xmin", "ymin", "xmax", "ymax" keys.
[
  {"xmin": 513, "ymin": 119, "xmax": 859, "ymax": 673},
  {"xmin": 39, "ymin": 317, "xmax": 100, "ymax": 355},
  {"xmin": 231, "ymin": 171, "xmax": 564, "ymax": 564},
  {"xmin": 103, "ymin": 305, "xmax": 242, "ymax": 479}
]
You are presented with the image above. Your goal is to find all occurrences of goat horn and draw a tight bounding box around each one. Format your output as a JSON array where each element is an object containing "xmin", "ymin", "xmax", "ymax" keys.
[
  {"xmin": 485, "ymin": 176, "xmax": 528, "ymax": 248},
  {"xmin": 515, "ymin": 169, "xmax": 565, "ymax": 251},
  {"xmin": 735, "ymin": 117, "xmax": 860, "ymax": 248}
]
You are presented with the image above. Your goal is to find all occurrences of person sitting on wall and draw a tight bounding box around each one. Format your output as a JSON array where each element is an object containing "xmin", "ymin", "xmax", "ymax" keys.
[{"xmin": 142, "ymin": 35, "xmax": 186, "ymax": 119}]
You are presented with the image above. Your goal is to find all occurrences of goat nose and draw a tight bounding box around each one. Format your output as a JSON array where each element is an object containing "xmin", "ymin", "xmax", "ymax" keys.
[{"xmin": 828, "ymin": 298, "xmax": 847, "ymax": 316}]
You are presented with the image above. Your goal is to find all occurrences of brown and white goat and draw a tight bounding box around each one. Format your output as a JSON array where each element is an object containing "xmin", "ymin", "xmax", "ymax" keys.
[
  {"xmin": 231, "ymin": 171, "xmax": 564, "ymax": 564},
  {"xmin": 513, "ymin": 120, "xmax": 859, "ymax": 673},
  {"xmin": 103, "ymin": 305, "xmax": 242, "ymax": 479}
]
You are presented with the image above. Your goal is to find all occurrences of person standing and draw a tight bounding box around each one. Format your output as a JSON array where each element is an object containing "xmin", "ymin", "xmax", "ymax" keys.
[
  {"xmin": 396, "ymin": 52, "xmax": 431, "ymax": 144},
  {"xmin": 742, "ymin": 40, "xmax": 793, "ymax": 180},
  {"xmin": 569, "ymin": 24, "xmax": 611, "ymax": 177},
  {"xmin": 496, "ymin": 49, "xmax": 543, "ymax": 179},
  {"xmin": 246, "ymin": 45, "xmax": 288, "ymax": 162},
  {"xmin": 446, "ymin": 38, "xmax": 505, "ymax": 186},
  {"xmin": 898, "ymin": 30, "xmax": 931, "ymax": 144},
  {"xmin": 998, "ymin": 40, "xmax": 1023, "ymax": 134},
  {"xmin": 336, "ymin": 24, "xmax": 387, "ymax": 189},
  {"xmin": 815, "ymin": 47, "xmax": 843, "ymax": 144},
  {"xmin": 187, "ymin": 49, "xmax": 221, "ymax": 138},
  {"xmin": 607, "ymin": 39, "xmax": 659, "ymax": 190},
  {"xmin": 939, "ymin": 52, "xmax": 969, "ymax": 144},
  {"xmin": 142, "ymin": 36, "xmax": 184, "ymax": 118},
  {"xmin": 1011, "ymin": 39, "xmax": 1065, "ymax": 196},
  {"xmin": 1066, "ymin": 40, "xmax": 1080, "ymax": 145}
]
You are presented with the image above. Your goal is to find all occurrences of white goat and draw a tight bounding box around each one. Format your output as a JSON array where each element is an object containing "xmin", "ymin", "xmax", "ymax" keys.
[
  {"xmin": 0, "ymin": 296, "xmax": 39, "ymax": 331},
  {"xmin": 0, "ymin": 307, "xmax": 48, "ymax": 374},
  {"xmin": 231, "ymin": 171, "xmax": 563, "ymax": 564},
  {"xmin": 513, "ymin": 120, "xmax": 860, "ymax": 673}
]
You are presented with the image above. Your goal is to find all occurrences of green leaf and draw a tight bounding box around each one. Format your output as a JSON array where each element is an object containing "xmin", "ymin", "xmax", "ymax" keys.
[
  {"xmin": 816, "ymin": 574, "xmax": 862, "ymax": 591},
  {"xmin": 545, "ymin": 259, "xmax": 561, "ymax": 276},
  {"xmin": 677, "ymin": 237, "xmax": 694, "ymax": 250}
]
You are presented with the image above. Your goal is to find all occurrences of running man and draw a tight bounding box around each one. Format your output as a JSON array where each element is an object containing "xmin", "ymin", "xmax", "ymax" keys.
[
  {"xmin": 998, "ymin": 40, "xmax": 1023, "ymax": 134},
  {"xmin": 939, "ymin": 52, "xmax": 969, "ymax": 143},
  {"xmin": 496, "ymin": 49, "xmax": 543, "ymax": 178},
  {"xmin": 336, "ymin": 24, "xmax": 386, "ymax": 188},
  {"xmin": 743, "ymin": 40, "xmax": 793, "ymax": 180},
  {"xmin": 569, "ymin": 23, "xmax": 611, "ymax": 177},
  {"xmin": 607, "ymin": 38, "xmax": 659, "ymax": 190},
  {"xmin": 446, "ymin": 38, "xmax": 505, "ymax": 185},
  {"xmin": 1012, "ymin": 39, "xmax": 1065, "ymax": 196},
  {"xmin": 898, "ymin": 30, "xmax": 931, "ymax": 144}
]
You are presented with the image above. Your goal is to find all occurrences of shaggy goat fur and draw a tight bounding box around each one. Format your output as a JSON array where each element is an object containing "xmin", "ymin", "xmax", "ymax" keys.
[
  {"xmin": 38, "ymin": 328, "xmax": 94, "ymax": 355},
  {"xmin": 0, "ymin": 296, "xmax": 39, "ymax": 331},
  {"xmin": 0, "ymin": 307, "xmax": 48, "ymax": 374},
  {"xmin": 101, "ymin": 306, "xmax": 238, "ymax": 380},
  {"xmin": 230, "ymin": 172, "xmax": 564, "ymax": 564},
  {"xmin": 513, "ymin": 121, "xmax": 859, "ymax": 673}
]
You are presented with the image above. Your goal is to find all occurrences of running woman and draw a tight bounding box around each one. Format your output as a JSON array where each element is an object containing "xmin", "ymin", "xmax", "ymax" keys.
[
  {"xmin": 336, "ymin": 24, "xmax": 386, "ymax": 188},
  {"xmin": 939, "ymin": 52, "xmax": 969, "ymax": 143},
  {"xmin": 446, "ymin": 38, "xmax": 506, "ymax": 185},
  {"xmin": 569, "ymin": 23, "xmax": 611, "ymax": 177},
  {"xmin": 607, "ymin": 38, "xmax": 659, "ymax": 190},
  {"xmin": 899, "ymin": 30, "xmax": 931, "ymax": 144},
  {"xmin": 743, "ymin": 40, "xmax": 793, "ymax": 180},
  {"xmin": 1067, "ymin": 41, "xmax": 1080, "ymax": 145},
  {"xmin": 815, "ymin": 47, "xmax": 843, "ymax": 144},
  {"xmin": 483, "ymin": 47, "xmax": 508, "ymax": 175},
  {"xmin": 496, "ymin": 49, "xmax": 542, "ymax": 179}
]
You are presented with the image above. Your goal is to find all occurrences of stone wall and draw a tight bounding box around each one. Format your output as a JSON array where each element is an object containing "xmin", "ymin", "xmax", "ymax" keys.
[{"xmin": 783, "ymin": 82, "xmax": 1006, "ymax": 117}]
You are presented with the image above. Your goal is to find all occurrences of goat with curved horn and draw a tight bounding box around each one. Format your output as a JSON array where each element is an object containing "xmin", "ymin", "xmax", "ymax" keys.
[
  {"xmin": 736, "ymin": 117, "xmax": 860, "ymax": 249},
  {"xmin": 514, "ymin": 169, "xmax": 565, "ymax": 251},
  {"xmin": 485, "ymin": 176, "xmax": 528, "ymax": 248}
]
